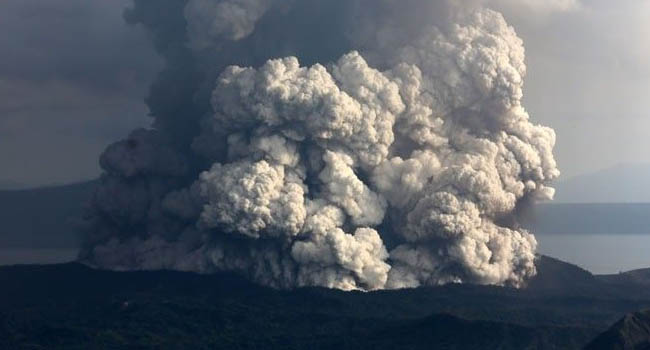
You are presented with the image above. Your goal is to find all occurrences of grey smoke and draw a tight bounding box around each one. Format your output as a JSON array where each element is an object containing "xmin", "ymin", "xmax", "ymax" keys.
[{"xmin": 81, "ymin": 0, "xmax": 559, "ymax": 291}]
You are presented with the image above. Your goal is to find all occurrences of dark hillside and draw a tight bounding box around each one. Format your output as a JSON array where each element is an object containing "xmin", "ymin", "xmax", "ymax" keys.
[
  {"xmin": 2, "ymin": 258, "xmax": 650, "ymax": 349},
  {"xmin": 585, "ymin": 310, "xmax": 650, "ymax": 350},
  {"xmin": 599, "ymin": 268, "xmax": 650, "ymax": 288}
]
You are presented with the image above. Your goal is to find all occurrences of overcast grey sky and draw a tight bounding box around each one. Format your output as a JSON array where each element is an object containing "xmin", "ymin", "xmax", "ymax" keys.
[
  {"xmin": 0, "ymin": 0, "xmax": 648, "ymax": 187},
  {"xmin": 503, "ymin": 0, "xmax": 650, "ymax": 179},
  {"xmin": 0, "ymin": 0, "xmax": 160, "ymax": 188}
]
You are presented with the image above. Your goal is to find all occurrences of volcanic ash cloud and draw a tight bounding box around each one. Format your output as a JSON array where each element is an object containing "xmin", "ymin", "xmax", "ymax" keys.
[{"xmin": 81, "ymin": 0, "xmax": 559, "ymax": 291}]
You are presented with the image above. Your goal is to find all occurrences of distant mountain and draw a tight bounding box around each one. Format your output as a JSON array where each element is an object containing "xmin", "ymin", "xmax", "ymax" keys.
[
  {"xmin": 2, "ymin": 178, "xmax": 649, "ymax": 260},
  {"xmin": 522, "ymin": 203, "xmax": 650, "ymax": 234},
  {"xmin": 0, "ymin": 180, "xmax": 97, "ymax": 248},
  {"xmin": 0, "ymin": 179, "xmax": 27, "ymax": 190},
  {"xmin": 527, "ymin": 255, "xmax": 605, "ymax": 295},
  {"xmin": 0, "ymin": 256, "xmax": 649, "ymax": 349},
  {"xmin": 553, "ymin": 163, "xmax": 650, "ymax": 203},
  {"xmin": 529, "ymin": 255, "xmax": 648, "ymax": 299},
  {"xmin": 585, "ymin": 310, "xmax": 650, "ymax": 350},
  {"xmin": 598, "ymin": 268, "xmax": 650, "ymax": 288},
  {"xmin": 3, "ymin": 167, "xmax": 650, "ymax": 253}
]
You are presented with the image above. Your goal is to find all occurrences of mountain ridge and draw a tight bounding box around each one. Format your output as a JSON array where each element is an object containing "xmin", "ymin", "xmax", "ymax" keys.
[
  {"xmin": 585, "ymin": 309, "xmax": 650, "ymax": 350},
  {"xmin": 554, "ymin": 163, "xmax": 650, "ymax": 203}
]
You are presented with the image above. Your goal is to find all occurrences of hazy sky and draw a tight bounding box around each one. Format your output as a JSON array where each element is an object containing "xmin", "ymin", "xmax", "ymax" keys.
[
  {"xmin": 0, "ymin": 0, "xmax": 161, "ymax": 187},
  {"xmin": 504, "ymin": 0, "xmax": 650, "ymax": 178},
  {"xmin": 0, "ymin": 0, "xmax": 648, "ymax": 187}
]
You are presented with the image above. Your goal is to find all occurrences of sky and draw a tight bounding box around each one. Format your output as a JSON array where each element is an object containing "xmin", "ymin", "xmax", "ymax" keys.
[
  {"xmin": 0, "ymin": 0, "xmax": 649, "ymax": 187},
  {"xmin": 0, "ymin": 0, "xmax": 161, "ymax": 188},
  {"xmin": 504, "ymin": 0, "xmax": 650, "ymax": 179}
]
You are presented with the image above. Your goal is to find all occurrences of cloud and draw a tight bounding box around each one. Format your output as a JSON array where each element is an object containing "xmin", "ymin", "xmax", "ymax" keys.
[{"xmin": 81, "ymin": 0, "xmax": 559, "ymax": 291}]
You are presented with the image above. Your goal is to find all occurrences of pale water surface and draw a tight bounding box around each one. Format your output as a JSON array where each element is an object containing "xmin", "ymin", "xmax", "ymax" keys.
[{"xmin": 536, "ymin": 234, "xmax": 650, "ymax": 274}]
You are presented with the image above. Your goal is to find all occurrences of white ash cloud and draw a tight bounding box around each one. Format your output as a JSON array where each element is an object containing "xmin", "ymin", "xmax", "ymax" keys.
[
  {"xmin": 81, "ymin": 0, "xmax": 559, "ymax": 291},
  {"xmin": 196, "ymin": 159, "xmax": 307, "ymax": 239}
]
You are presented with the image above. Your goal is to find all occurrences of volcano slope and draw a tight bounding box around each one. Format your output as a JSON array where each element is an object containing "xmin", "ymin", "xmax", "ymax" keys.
[
  {"xmin": 1, "ymin": 255, "xmax": 650, "ymax": 349},
  {"xmin": 585, "ymin": 309, "xmax": 650, "ymax": 350}
]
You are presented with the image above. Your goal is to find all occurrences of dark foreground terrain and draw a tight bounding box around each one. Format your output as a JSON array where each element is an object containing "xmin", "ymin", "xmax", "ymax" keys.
[
  {"xmin": 1, "ymin": 256, "xmax": 650, "ymax": 349},
  {"xmin": 585, "ymin": 309, "xmax": 650, "ymax": 349}
]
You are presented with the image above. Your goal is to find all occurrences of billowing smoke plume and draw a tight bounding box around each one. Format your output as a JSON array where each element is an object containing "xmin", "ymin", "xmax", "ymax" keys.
[{"xmin": 81, "ymin": 0, "xmax": 559, "ymax": 291}]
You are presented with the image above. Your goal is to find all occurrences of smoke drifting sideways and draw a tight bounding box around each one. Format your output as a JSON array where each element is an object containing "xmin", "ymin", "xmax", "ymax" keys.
[{"xmin": 80, "ymin": 0, "xmax": 559, "ymax": 291}]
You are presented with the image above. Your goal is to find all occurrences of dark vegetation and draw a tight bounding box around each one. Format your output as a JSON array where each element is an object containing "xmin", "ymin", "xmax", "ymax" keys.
[
  {"xmin": 1, "ymin": 256, "xmax": 650, "ymax": 349},
  {"xmin": 2, "ymin": 181, "xmax": 650, "ymax": 348},
  {"xmin": 585, "ymin": 310, "xmax": 650, "ymax": 350}
]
